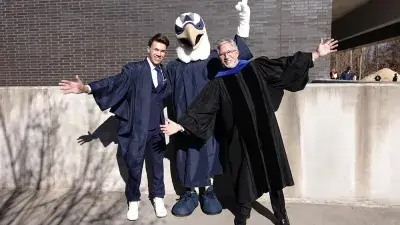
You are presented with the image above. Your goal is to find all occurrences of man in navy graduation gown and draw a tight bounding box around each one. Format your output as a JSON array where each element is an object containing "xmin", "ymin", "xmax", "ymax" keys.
[
  {"xmin": 161, "ymin": 38, "xmax": 338, "ymax": 225},
  {"xmin": 59, "ymin": 33, "xmax": 170, "ymax": 221}
]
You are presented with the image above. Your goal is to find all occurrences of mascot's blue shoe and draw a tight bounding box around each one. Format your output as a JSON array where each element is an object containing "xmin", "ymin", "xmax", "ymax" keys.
[
  {"xmin": 171, "ymin": 191, "xmax": 199, "ymax": 217},
  {"xmin": 200, "ymin": 187, "xmax": 222, "ymax": 215}
]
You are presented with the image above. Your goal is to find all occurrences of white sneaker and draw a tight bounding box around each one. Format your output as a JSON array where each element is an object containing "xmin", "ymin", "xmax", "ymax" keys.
[
  {"xmin": 127, "ymin": 201, "xmax": 139, "ymax": 221},
  {"xmin": 153, "ymin": 197, "xmax": 167, "ymax": 218}
]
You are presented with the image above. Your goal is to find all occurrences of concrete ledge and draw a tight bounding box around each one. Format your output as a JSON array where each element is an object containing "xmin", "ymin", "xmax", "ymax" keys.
[{"xmin": 1, "ymin": 84, "xmax": 400, "ymax": 205}]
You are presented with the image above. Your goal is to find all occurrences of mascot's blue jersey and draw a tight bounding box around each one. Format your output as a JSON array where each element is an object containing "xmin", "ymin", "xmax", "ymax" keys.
[{"xmin": 165, "ymin": 34, "xmax": 253, "ymax": 187}]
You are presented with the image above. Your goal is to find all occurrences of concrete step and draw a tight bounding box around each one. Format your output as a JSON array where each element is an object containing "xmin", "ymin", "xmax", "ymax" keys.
[{"xmin": 1, "ymin": 189, "xmax": 399, "ymax": 225}]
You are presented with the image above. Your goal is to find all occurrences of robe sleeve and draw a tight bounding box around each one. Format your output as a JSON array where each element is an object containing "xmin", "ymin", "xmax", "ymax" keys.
[
  {"xmin": 88, "ymin": 63, "xmax": 134, "ymax": 111},
  {"xmin": 178, "ymin": 79, "xmax": 220, "ymax": 141},
  {"xmin": 165, "ymin": 62, "xmax": 175, "ymax": 119},
  {"xmin": 235, "ymin": 34, "xmax": 253, "ymax": 60},
  {"xmin": 252, "ymin": 51, "xmax": 314, "ymax": 92}
]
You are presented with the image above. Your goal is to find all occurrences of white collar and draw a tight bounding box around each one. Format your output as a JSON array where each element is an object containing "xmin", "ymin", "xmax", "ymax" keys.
[{"xmin": 146, "ymin": 57, "xmax": 157, "ymax": 70}]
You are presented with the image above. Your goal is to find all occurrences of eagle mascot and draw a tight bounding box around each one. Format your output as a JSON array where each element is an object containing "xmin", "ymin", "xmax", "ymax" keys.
[{"xmin": 166, "ymin": 0, "xmax": 253, "ymax": 216}]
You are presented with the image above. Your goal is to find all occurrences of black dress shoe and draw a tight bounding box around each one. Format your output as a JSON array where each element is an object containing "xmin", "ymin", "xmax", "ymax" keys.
[
  {"xmin": 275, "ymin": 213, "xmax": 290, "ymax": 225},
  {"xmin": 234, "ymin": 218, "xmax": 247, "ymax": 225}
]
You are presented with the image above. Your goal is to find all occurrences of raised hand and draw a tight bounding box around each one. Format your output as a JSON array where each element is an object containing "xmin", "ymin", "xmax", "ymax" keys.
[
  {"xmin": 160, "ymin": 118, "xmax": 182, "ymax": 136},
  {"xmin": 59, "ymin": 75, "xmax": 87, "ymax": 94},
  {"xmin": 235, "ymin": 0, "xmax": 251, "ymax": 38},
  {"xmin": 235, "ymin": 0, "xmax": 250, "ymax": 13},
  {"xmin": 317, "ymin": 38, "xmax": 338, "ymax": 57}
]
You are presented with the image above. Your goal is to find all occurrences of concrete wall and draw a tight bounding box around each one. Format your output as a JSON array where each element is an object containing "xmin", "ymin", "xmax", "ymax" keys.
[
  {"xmin": 278, "ymin": 84, "xmax": 400, "ymax": 205},
  {"xmin": 1, "ymin": 84, "xmax": 400, "ymax": 205},
  {"xmin": 0, "ymin": 0, "xmax": 332, "ymax": 85}
]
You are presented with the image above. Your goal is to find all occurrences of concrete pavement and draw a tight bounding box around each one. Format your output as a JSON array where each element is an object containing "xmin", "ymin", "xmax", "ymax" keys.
[{"xmin": 1, "ymin": 189, "xmax": 399, "ymax": 225}]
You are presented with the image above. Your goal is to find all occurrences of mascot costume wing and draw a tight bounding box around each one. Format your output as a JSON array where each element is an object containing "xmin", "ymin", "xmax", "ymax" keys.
[{"xmin": 166, "ymin": 0, "xmax": 253, "ymax": 216}]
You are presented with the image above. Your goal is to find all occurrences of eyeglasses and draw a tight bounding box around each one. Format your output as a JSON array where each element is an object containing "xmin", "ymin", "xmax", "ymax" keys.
[{"xmin": 218, "ymin": 49, "xmax": 236, "ymax": 57}]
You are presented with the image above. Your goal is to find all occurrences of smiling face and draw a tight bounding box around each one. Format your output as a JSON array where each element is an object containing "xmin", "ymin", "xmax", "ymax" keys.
[
  {"xmin": 175, "ymin": 12, "xmax": 206, "ymax": 50},
  {"xmin": 218, "ymin": 42, "xmax": 239, "ymax": 68},
  {"xmin": 148, "ymin": 41, "xmax": 167, "ymax": 65}
]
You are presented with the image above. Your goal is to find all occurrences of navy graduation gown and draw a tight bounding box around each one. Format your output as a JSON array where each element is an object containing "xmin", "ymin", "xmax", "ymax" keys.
[
  {"xmin": 88, "ymin": 59, "xmax": 169, "ymax": 157},
  {"xmin": 166, "ymin": 35, "xmax": 253, "ymax": 187}
]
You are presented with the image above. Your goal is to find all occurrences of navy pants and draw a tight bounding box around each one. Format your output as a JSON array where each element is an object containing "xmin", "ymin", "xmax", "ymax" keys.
[{"xmin": 124, "ymin": 131, "xmax": 166, "ymax": 202}]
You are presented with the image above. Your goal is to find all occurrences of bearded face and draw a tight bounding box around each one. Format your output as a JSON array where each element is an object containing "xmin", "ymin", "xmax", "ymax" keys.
[{"xmin": 175, "ymin": 12, "xmax": 206, "ymax": 50}]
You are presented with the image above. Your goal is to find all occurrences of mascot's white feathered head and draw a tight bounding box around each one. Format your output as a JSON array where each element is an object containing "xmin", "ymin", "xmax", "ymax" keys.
[{"xmin": 174, "ymin": 12, "xmax": 211, "ymax": 63}]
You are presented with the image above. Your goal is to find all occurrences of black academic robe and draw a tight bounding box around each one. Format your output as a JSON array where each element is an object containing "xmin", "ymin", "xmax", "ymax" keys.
[
  {"xmin": 88, "ymin": 59, "xmax": 169, "ymax": 156},
  {"xmin": 178, "ymin": 52, "xmax": 313, "ymax": 204}
]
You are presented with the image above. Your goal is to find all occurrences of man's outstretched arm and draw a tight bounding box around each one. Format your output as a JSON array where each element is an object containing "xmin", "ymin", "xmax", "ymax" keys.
[{"xmin": 252, "ymin": 38, "xmax": 338, "ymax": 92}]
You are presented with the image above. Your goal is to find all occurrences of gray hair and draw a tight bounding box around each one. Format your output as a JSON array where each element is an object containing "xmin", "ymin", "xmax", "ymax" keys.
[{"xmin": 216, "ymin": 38, "xmax": 238, "ymax": 53}]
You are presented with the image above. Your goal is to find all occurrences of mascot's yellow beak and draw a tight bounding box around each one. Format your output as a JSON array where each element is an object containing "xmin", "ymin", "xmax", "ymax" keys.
[{"xmin": 176, "ymin": 23, "xmax": 205, "ymax": 50}]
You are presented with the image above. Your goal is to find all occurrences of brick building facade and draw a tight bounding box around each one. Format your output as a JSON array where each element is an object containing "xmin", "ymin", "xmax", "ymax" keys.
[{"xmin": 0, "ymin": 0, "xmax": 332, "ymax": 86}]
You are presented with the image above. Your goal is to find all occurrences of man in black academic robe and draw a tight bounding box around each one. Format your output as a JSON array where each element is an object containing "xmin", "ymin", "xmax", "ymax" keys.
[
  {"xmin": 161, "ymin": 38, "xmax": 338, "ymax": 225},
  {"xmin": 59, "ymin": 33, "xmax": 171, "ymax": 221}
]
